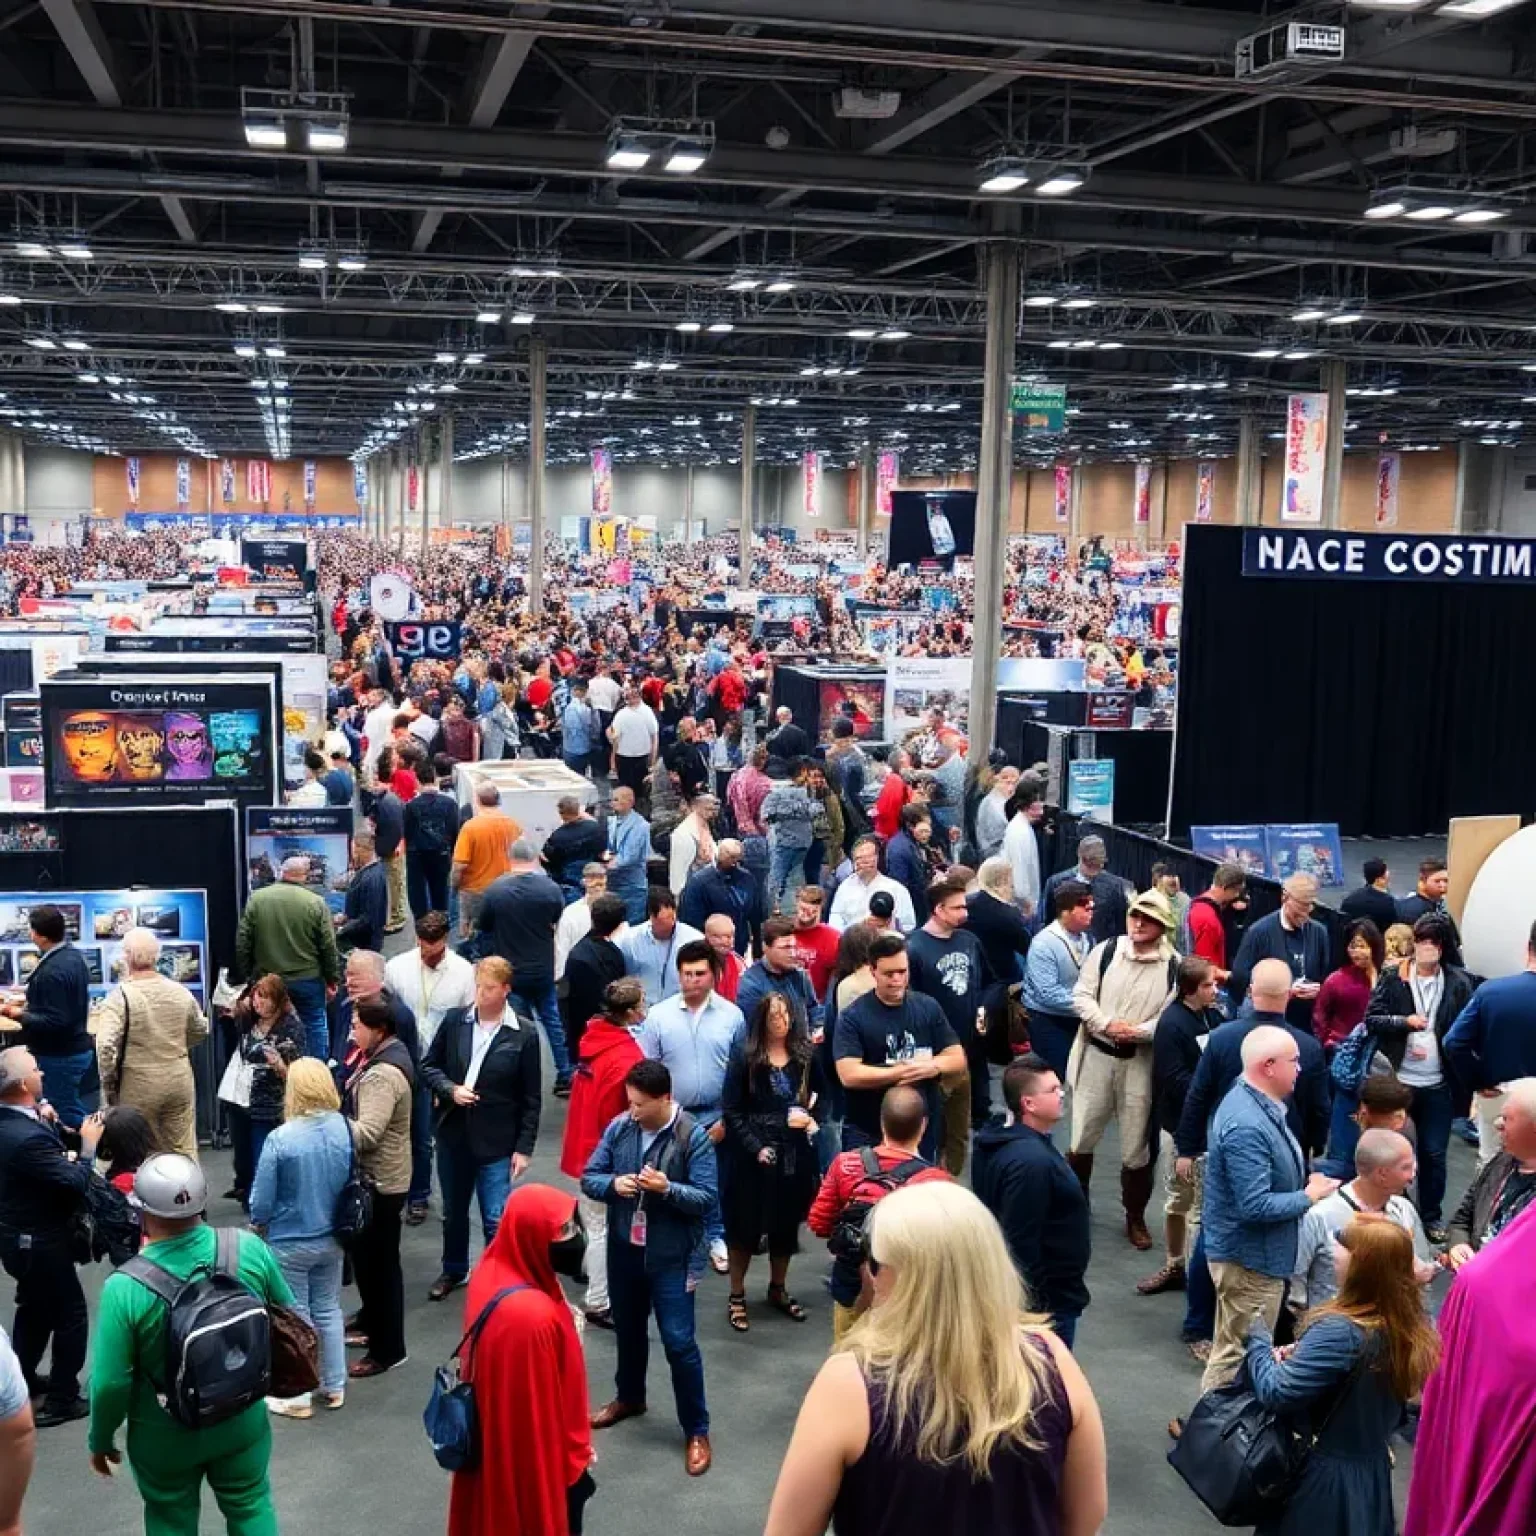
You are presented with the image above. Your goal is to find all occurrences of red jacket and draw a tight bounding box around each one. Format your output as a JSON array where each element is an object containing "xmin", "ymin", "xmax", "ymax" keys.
[
  {"xmin": 872, "ymin": 775, "xmax": 910, "ymax": 841},
  {"xmin": 559, "ymin": 1019, "xmax": 644, "ymax": 1180},
  {"xmin": 717, "ymin": 949, "xmax": 744, "ymax": 1003},
  {"xmin": 807, "ymin": 1144, "xmax": 952, "ymax": 1239},
  {"xmin": 1187, "ymin": 895, "xmax": 1226, "ymax": 970}
]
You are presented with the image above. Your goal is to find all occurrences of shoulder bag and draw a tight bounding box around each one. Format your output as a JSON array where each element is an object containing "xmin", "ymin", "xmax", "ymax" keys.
[
  {"xmin": 332, "ymin": 1120, "xmax": 375, "ymax": 1250},
  {"xmin": 424, "ymin": 1284, "xmax": 528, "ymax": 1472},
  {"xmin": 1168, "ymin": 1347, "xmax": 1366, "ymax": 1526},
  {"xmin": 101, "ymin": 986, "xmax": 134, "ymax": 1105}
]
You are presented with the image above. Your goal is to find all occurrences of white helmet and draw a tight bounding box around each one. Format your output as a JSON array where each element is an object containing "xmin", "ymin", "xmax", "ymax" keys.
[{"xmin": 131, "ymin": 1153, "xmax": 208, "ymax": 1218}]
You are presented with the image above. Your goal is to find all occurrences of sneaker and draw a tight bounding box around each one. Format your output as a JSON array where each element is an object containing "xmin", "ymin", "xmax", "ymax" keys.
[
  {"xmin": 708, "ymin": 1239, "xmax": 729, "ymax": 1274},
  {"xmin": 1136, "ymin": 1260, "xmax": 1187, "ymax": 1296},
  {"xmin": 1186, "ymin": 1339, "xmax": 1212, "ymax": 1365},
  {"xmin": 315, "ymin": 1390, "xmax": 346, "ymax": 1411},
  {"xmin": 34, "ymin": 1397, "xmax": 89, "ymax": 1428},
  {"xmin": 1451, "ymin": 1117, "xmax": 1480, "ymax": 1148},
  {"xmin": 1425, "ymin": 1223, "xmax": 1448, "ymax": 1245},
  {"xmin": 348, "ymin": 1355, "xmax": 409, "ymax": 1379},
  {"xmin": 428, "ymin": 1273, "xmax": 464, "ymax": 1302},
  {"xmin": 405, "ymin": 1204, "xmax": 429, "ymax": 1227},
  {"xmin": 583, "ymin": 1308, "xmax": 615, "ymax": 1331},
  {"xmin": 553, "ymin": 1078, "xmax": 573, "ymax": 1099},
  {"xmin": 266, "ymin": 1394, "xmax": 313, "ymax": 1419}
]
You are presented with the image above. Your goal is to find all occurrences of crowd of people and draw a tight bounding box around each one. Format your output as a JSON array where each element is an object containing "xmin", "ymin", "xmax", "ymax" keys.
[{"xmin": 0, "ymin": 525, "xmax": 1528, "ymax": 1536}]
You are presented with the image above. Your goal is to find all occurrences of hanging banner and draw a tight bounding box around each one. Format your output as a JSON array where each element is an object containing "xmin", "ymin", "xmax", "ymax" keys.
[
  {"xmin": 303, "ymin": 460, "xmax": 317, "ymax": 511},
  {"xmin": 591, "ymin": 447, "xmax": 612, "ymax": 517},
  {"xmin": 220, "ymin": 458, "xmax": 236, "ymax": 506},
  {"xmin": 353, "ymin": 461, "xmax": 368, "ymax": 510},
  {"xmin": 802, "ymin": 450, "xmax": 822, "ymax": 519},
  {"xmin": 1011, "ymin": 382, "xmax": 1067, "ymax": 433},
  {"xmin": 1133, "ymin": 461, "xmax": 1152, "ymax": 526},
  {"xmin": 875, "ymin": 451, "xmax": 899, "ymax": 517},
  {"xmin": 1281, "ymin": 392, "xmax": 1328, "ymax": 524},
  {"xmin": 126, "ymin": 457, "xmax": 141, "ymax": 507},
  {"xmin": 174, "ymin": 458, "xmax": 190, "ymax": 510},
  {"xmin": 1195, "ymin": 460, "xmax": 1216, "ymax": 523},
  {"xmin": 1053, "ymin": 464, "xmax": 1072, "ymax": 524},
  {"xmin": 246, "ymin": 459, "xmax": 272, "ymax": 505},
  {"xmin": 407, "ymin": 464, "xmax": 420, "ymax": 513},
  {"xmin": 1375, "ymin": 452, "xmax": 1401, "ymax": 529}
]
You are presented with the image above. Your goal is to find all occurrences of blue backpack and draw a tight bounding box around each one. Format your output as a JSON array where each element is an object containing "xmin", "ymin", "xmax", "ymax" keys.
[
  {"xmin": 424, "ymin": 1285, "xmax": 527, "ymax": 1472},
  {"xmin": 1330, "ymin": 1021, "xmax": 1380, "ymax": 1094}
]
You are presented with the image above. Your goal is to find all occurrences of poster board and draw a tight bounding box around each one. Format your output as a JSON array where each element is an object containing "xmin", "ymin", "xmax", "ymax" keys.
[
  {"xmin": 1067, "ymin": 759, "xmax": 1115, "ymax": 822},
  {"xmin": 40, "ymin": 675, "xmax": 279, "ymax": 809},
  {"xmin": 240, "ymin": 539, "xmax": 310, "ymax": 582},
  {"xmin": 1190, "ymin": 824, "xmax": 1271, "ymax": 878},
  {"xmin": 884, "ymin": 656, "xmax": 971, "ymax": 741},
  {"xmin": 245, "ymin": 806, "xmax": 352, "ymax": 915},
  {"xmin": 1263, "ymin": 824, "xmax": 1344, "ymax": 887},
  {"xmin": 1446, "ymin": 814, "xmax": 1519, "ymax": 929},
  {"xmin": 0, "ymin": 887, "xmax": 209, "ymax": 1023}
]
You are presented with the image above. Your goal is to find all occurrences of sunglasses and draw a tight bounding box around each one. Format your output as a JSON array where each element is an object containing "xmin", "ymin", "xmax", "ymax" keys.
[{"xmin": 858, "ymin": 1229, "xmax": 882, "ymax": 1276}]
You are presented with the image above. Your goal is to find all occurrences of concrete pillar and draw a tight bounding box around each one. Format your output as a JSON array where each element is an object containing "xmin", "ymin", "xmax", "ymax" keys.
[
  {"xmin": 440, "ymin": 412, "xmax": 455, "ymax": 530},
  {"xmin": 683, "ymin": 462, "xmax": 695, "ymax": 544},
  {"xmin": 500, "ymin": 455, "xmax": 510, "ymax": 531},
  {"xmin": 1235, "ymin": 412, "xmax": 1261, "ymax": 525},
  {"xmin": 528, "ymin": 338, "xmax": 548, "ymax": 616},
  {"xmin": 856, "ymin": 442, "xmax": 874, "ymax": 555},
  {"xmin": 1320, "ymin": 359, "xmax": 1346, "ymax": 529},
  {"xmin": 394, "ymin": 447, "xmax": 406, "ymax": 550},
  {"xmin": 969, "ymin": 237, "xmax": 1020, "ymax": 756},
  {"xmin": 420, "ymin": 428, "xmax": 431, "ymax": 556},
  {"xmin": 738, "ymin": 403, "xmax": 757, "ymax": 590}
]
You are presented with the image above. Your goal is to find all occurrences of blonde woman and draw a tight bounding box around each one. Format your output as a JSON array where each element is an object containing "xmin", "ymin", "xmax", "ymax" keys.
[
  {"xmin": 764, "ymin": 1181, "xmax": 1108, "ymax": 1536},
  {"xmin": 249, "ymin": 1057, "xmax": 354, "ymax": 1418}
]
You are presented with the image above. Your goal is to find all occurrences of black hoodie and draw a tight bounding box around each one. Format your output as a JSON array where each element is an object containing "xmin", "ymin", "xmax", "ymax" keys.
[{"xmin": 971, "ymin": 1121, "xmax": 1090, "ymax": 1319}]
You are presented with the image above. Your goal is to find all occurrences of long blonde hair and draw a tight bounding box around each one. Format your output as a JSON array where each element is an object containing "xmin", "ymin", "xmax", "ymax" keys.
[{"xmin": 846, "ymin": 1181, "xmax": 1058, "ymax": 1475}]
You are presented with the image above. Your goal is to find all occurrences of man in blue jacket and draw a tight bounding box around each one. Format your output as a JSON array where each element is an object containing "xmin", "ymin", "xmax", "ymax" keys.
[
  {"xmin": 885, "ymin": 804, "xmax": 934, "ymax": 926},
  {"xmin": 1224, "ymin": 874, "xmax": 1331, "ymax": 1033},
  {"xmin": 679, "ymin": 840, "xmax": 765, "ymax": 956},
  {"xmin": 582, "ymin": 1059, "xmax": 717, "ymax": 1477},
  {"xmin": 1175, "ymin": 957, "xmax": 1331, "ymax": 1164},
  {"xmin": 972, "ymin": 1055, "xmax": 1090, "ymax": 1349},
  {"xmin": 1198, "ymin": 1025, "xmax": 1339, "ymax": 1395},
  {"xmin": 1444, "ymin": 917, "xmax": 1536, "ymax": 1163},
  {"xmin": 736, "ymin": 918, "xmax": 824, "ymax": 1037}
]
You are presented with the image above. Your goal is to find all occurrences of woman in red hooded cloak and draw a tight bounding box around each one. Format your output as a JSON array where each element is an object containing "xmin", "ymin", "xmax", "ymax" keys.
[{"xmin": 448, "ymin": 1183, "xmax": 595, "ymax": 1536}]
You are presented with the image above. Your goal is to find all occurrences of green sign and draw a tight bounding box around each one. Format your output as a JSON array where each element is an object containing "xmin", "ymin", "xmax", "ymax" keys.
[{"xmin": 1011, "ymin": 382, "xmax": 1066, "ymax": 432}]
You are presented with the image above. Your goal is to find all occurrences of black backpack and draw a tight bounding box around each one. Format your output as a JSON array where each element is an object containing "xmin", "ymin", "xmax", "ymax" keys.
[
  {"xmin": 827, "ymin": 1149, "xmax": 930, "ymax": 1261},
  {"xmin": 122, "ymin": 1229, "xmax": 272, "ymax": 1430},
  {"xmin": 84, "ymin": 1173, "xmax": 142, "ymax": 1267}
]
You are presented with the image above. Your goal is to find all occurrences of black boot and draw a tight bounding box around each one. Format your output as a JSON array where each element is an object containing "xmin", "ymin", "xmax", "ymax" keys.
[{"xmin": 1065, "ymin": 1152, "xmax": 1094, "ymax": 1198}]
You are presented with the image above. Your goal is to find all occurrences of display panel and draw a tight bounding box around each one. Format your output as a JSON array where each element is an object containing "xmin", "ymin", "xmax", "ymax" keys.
[
  {"xmin": 0, "ymin": 887, "xmax": 209, "ymax": 1021},
  {"xmin": 245, "ymin": 806, "xmax": 352, "ymax": 915},
  {"xmin": 39, "ymin": 677, "xmax": 278, "ymax": 808},
  {"xmin": 817, "ymin": 678, "xmax": 885, "ymax": 741}
]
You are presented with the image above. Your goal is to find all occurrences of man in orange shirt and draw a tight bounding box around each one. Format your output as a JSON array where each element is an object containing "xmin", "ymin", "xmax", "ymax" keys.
[{"xmin": 450, "ymin": 782, "xmax": 522, "ymax": 937}]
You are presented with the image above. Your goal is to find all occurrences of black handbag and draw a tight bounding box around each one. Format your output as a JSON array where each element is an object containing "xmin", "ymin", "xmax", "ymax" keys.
[
  {"xmin": 332, "ymin": 1133, "xmax": 374, "ymax": 1252},
  {"xmin": 1168, "ymin": 1351, "xmax": 1364, "ymax": 1527},
  {"xmin": 423, "ymin": 1284, "xmax": 528, "ymax": 1472}
]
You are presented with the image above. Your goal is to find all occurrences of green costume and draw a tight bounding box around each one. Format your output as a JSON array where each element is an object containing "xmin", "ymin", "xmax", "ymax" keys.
[{"xmin": 88, "ymin": 1225, "xmax": 295, "ymax": 1536}]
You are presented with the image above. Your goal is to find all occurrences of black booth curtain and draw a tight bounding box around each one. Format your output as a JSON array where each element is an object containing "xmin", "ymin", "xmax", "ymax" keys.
[
  {"xmin": 1170, "ymin": 525, "xmax": 1536, "ymax": 839},
  {"xmin": 887, "ymin": 491, "xmax": 977, "ymax": 568}
]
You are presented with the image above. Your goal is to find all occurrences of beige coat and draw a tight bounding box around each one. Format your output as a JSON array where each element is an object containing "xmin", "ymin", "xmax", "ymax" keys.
[
  {"xmin": 95, "ymin": 973, "xmax": 209, "ymax": 1158},
  {"xmin": 348, "ymin": 1057, "xmax": 412, "ymax": 1195}
]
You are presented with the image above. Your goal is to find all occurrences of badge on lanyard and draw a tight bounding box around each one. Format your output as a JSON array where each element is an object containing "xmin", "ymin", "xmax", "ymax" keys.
[{"xmin": 630, "ymin": 1200, "xmax": 648, "ymax": 1248}]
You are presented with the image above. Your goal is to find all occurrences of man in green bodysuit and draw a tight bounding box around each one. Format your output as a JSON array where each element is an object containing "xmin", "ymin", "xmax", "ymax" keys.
[{"xmin": 87, "ymin": 1153, "xmax": 293, "ymax": 1535}]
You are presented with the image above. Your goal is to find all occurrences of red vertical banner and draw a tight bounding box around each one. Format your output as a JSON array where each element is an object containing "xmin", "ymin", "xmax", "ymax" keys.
[
  {"xmin": 802, "ymin": 450, "xmax": 822, "ymax": 518},
  {"xmin": 1133, "ymin": 461, "xmax": 1151, "ymax": 525},
  {"xmin": 407, "ymin": 464, "xmax": 420, "ymax": 512},
  {"xmin": 1195, "ymin": 461, "xmax": 1215, "ymax": 523},
  {"xmin": 875, "ymin": 450, "xmax": 898, "ymax": 517},
  {"xmin": 1375, "ymin": 453, "xmax": 1400, "ymax": 528},
  {"xmin": 1054, "ymin": 464, "xmax": 1072, "ymax": 524}
]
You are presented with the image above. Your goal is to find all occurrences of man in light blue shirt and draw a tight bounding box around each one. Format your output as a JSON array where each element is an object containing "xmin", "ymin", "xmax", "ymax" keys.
[
  {"xmin": 562, "ymin": 679, "xmax": 600, "ymax": 780},
  {"xmin": 620, "ymin": 889, "xmax": 703, "ymax": 1005},
  {"xmin": 636, "ymin": 938, "xmax": 744, "ymax": 1272},
  {"xmin": 606, "ymin": 785, "xmax": 653, "ymax": 925},
  {"xmin": 1021, "ymin": 878, "xmax": 1096, "ymax": 1081}
]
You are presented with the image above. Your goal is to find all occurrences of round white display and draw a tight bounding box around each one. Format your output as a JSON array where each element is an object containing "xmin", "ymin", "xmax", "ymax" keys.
[{"xmin": 1461, "ymin": 823, "xmax": 1536, "ymax": 978}]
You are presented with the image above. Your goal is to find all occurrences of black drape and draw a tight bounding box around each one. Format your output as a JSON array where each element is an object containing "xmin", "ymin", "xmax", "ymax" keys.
[
  {"xmin": 887, "ymin": 491, "xmax": 977, "ymax": 567},
  {"xmin": 1170, "ymin": 525, "xmax": 1536, "ymax": 838}
]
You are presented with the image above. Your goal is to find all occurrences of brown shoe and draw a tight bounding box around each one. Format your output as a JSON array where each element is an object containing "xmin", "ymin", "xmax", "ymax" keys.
[
  {"xmin": 685, "ymin": 1434, "xmax": 712, "ymax": 1476},
  {"xmin": 1167, "ymin": 1416, "xmax": 1184, "ymax": 1441},
  {"xmin": 590, "ymin": 1400, "xmax": 646, "ymax": 1431},
  {"xmin": 1126, "ymin": 1215, "xmax": 1153, "ymax": 1251},
  {"xmin": 1136, "ymin": 1260, "xmax": 1187, "ymax": 1295}
]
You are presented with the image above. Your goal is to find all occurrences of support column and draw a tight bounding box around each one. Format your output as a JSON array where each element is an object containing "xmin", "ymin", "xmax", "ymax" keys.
[
  {"xmin": 528, "ymin": 338, "xmax": 548, "ymax": 616},
  {"xmin": 1320, "ymin": 359, "xmax": 1346, "ymax": 529},
  {"xmin": 856, "ymin": 442, "xmax": 874, "ymax": 555},
  {"xmin": 394, "ymin": 448, "xmax": 406, "ymax": 550},
  {"xmin": 420, "ymin": 429, "xmax": 431, "ymax": 556},
  {"xmin": 683, "ymin": 462, "xmax": 695, "ymax": 544},
  {"xmin": 1235, "ymin": 412, "xmax": 1261, "ymax": 525},
  {"xmin": 500, "ymin": 455, "xmax": 510, "ymax": 531},
  {"xmin": 440, "ymin": 412, "xmax": 455, "ymax": 531},
  {"xmin": 968, "ymin": 235, "xmax": 1020, "ymax": 757},
  {"xmin": 738, "ymin": 403, "xmax": 757, "ymax": 590},
  {"xmin": 1154, "ymin": 458, "xmax": 1169, "ymax": 544}
]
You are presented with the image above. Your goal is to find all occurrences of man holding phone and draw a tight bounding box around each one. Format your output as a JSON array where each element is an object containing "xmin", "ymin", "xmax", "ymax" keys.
[{"xmin": 1224, "ymin": 874, "xmax": 1330, "ymax": 1035}]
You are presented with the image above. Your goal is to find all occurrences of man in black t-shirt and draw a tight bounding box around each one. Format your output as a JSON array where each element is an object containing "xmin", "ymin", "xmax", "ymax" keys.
[
  {"xmin": 907, "ymin": 878, "xmax": 993, "ymax": 1174},
  {"xmin": 834, "ymin": 932, "xmax": 966, "ymax": 1163}
]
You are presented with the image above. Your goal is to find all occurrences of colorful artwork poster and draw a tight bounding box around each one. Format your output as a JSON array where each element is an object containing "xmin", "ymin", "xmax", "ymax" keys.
[
  {"xmin": 1195, "ymin": 460, "xmax": 1215, "ymax": 523},
  {"xmin": 0, "ymin": 888, "xmax": 209, "ymax": 1020},
  {"xmin": 246, "ymin": 806, "xmax": 351, "ymax": 916},
  {"xmin": 40, "ymin": 677, "xmax": 277, "ymax": 808},
  {"xmin": 1133, "ymin": 461, "xmax": 1152, "ymax": 526},
  {"xmin": 0, "ymin": 816, "xmax": 61, "ymax": 854},
  {"xmin": 1281, "ymin": 392, "xmax": 1327, "ymax": 524},
  {"xmin": 875, "ymin": 451, "xmax": 899, "ymax": 517},
  {"xmin": 2, "ymin": 696, "xmax": 41, "ymax": 771},
  {"xmin": 1375, "ymin": 453, "xmax": 1400, "ymax": 529},
  {"xmin": 239, "ymin": 540, "xmax": 308, "ymax": 582},
  {"xmin": 1264, "ymin": 823, "xmax": 1344, "ymax": 889},
  {"xmin": 885, "ymin": 656, "xmax": 970, "ymax": 739},
  {"xmin": 817, "ymin": 678, "xmax": 885, "ymax": 741},
  {"xmin": 1190, "ymin": 824, "xmax": 1270, "ymax": 878},
  {"xmin": 592, "ymin": 447, "xmax": 613, "ymax": 517}
]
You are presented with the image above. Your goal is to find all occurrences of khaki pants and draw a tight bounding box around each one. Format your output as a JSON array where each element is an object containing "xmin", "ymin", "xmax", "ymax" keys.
[
  {"xmin": 1203, "ymin": 1261, "xmax": 1284, "ymax": 1395},
  {"xmin": 832, "ymin": 1302, "xmax": 861, "ymax": 1348},
  {"xmin": 1476, "ymin": 1088, "xmax": 1508, "ymax": 1167},
  {"xmin": 1162, "ymin": 1132, "xmax": 1203, "ymax": 1224},
  {"xmin": 118, "ymin": 1065, "xmax": 198, "ymax": 1159},
  {"xmin": 382, "ymin": 850, "xmax": 407, "ymax": 932},
  {"xmin": 1067, "ymin": 1042, "xmax": 1154, "ymax": 1169},
  {"xmin": 940, "ymin": 1071, "xmax": 971, "ymax": 1178}
]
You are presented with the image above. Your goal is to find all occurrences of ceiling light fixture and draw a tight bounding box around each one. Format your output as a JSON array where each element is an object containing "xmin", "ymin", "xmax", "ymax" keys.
[
  {"xmin": 675, "ymin": 320, "xmax": 702, "ymax": 333},
  {"xmin": 297, "ymin": 252, "xmax": 328, "ymax": 271},
  {"xmin": 726, "ymin": 275, "xmax": 762, "ymax": 292},
  {"xmin": 663, "ymin": 134, "xmax": 713, "ymax": 174},
  {"xmin": 1036, "ymin": 168, "xmax": 1087, "ymax": 197},
  {"xmin": 510, "ymin": 312, "xmax": 536, "ymax": 325},
  {"xmin": 215, "ymin": 301, "xmax": 250, "ymax": 314},
  {"xmin": 1061, "ymin": 297, "xmax": 1097, "ymax": 310},
  {"xmin": 462, "ymin": 353, "xmax": 485, "ymax": 365},
  {"xmin": 765, "ymin": 279, "xmax": 796, "ymax": 294},
  {"xmin": 475, "ymin": 310, "xmax": 502, "ymax": 324},
  {"xmin": 61, "ymin": 338, "xmax": 88, "ymax": 351},
  {"xmin": 243, "ymin": 117, "xmax": 287, "ymax": 149},
  {"xmin": 24, "ymin": 337, "xmax": 56, "ymax": 350},
  {"xmin": 1453, "ymin": 206, "xmax": 1508, "ymax": 224},
  {"xmin": 1282, "ymin": 349, "xmax": 1315, "ymax": 360},
  {"xmin": 1404, "ymin": 203, "xmax": 1457, "ymax": 221},
  {"xmin": 878, "ymin": 329, "xmax": 912, "ymax": 341},
  {"xmin": 14, "ymin": 240, "xmax": 48, "ymax": 259},
  {"xmin": 707, "ymin": 321, "xmax": 734, "ymax": 333},
  {"xmin": 305, "ymin": 116, "xmax": 350, "ymax": 153},
  {"xmin": 1323, "ymin": 311, "xmax": 1364, "ymax": 324},
  {"xmin": 978, "ymin": 155, "xmax": 1030, "ymax": 195},
  {"xmin": 1291, "ymin": 307, "xmax": 1330, "ymax": 322},
  {"xmin": 335, "ymin": 253, "xmax": 368, "ymax": 272},
  {"xmin": 1024, "ymin": 295, "xmax": 1059, "ymax": 309}
]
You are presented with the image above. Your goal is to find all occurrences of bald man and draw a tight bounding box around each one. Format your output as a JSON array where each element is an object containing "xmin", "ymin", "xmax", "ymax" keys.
[
  {"xmin": 678, "ymin": 837, "xmax": 765, "ymax": 955},
  {"xmin": 1197, "ymin": 1025, "xmax": 1340, "ymax": 1393},
  {"xmin": 1175, "ymin": 956, "xmax": 1330, "ymax": 1170}
]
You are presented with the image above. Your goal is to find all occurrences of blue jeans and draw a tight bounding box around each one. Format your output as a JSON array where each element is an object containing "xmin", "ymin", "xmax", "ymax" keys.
[
  {"xmin": 1407, "ymin": 1079, "xmax": 1453, "ymax": 1225},
  {"xmin": 271, "ymin": 1236, "xmax": 346, "ymax": 1394},
  {"xmin": 407, "ymin": 850, "xmax": 451, "ymax": 921},
  {"xmin": 248, "ymin": 1118, "xmax": 276, "ymax": 1181},
  {"xmin": 612, "ymin": 882, "xmax": 648, "ymax": 926},
  {"xmin": 514, "ymin": 976, "xmax": 571, "ymax": 1082},
  {"xmin": 608, "ymin": 1241, "xmax": 709, "ymax": 1436},
  {"xmin": 1320, "ymin": 1089, "xmax": 1361, "ymax": 1181},
  {"xmin": 286, "ymin": 977, "xmax": 330, "ymax": 1061},
  {"xmin": 437, "ymin": 1136, "xmax": 512, "ymax": 1281},
  {"xmin": 768, "ymin": 842, "xmax": 807, "ymax": 915},
  {"xmin": 34, "ymin": 1049, "xmax": 96, "ymax": 1128},
  {"xmin": 1054, "ymin": 1312, "xmax": 1080, "ymax": 1352},
  {"xmin": 409, "ymin": 1081, "xmax": 433, "ymax": 1208},
  {"xmin": 1182, "ymin": 1226, "xmax": 1215, "ymax": 1342},
  {"xmin": 1027, "ymin": 1013, "xmax": 1077, "ymax": 1082}
]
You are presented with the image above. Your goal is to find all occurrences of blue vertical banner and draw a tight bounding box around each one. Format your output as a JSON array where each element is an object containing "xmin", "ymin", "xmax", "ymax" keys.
[
  {"xmin": 126, "ymin": 457, "xmax": 141, "ymax": 507},
  {"xmin": 303, "ymin": 460, "xmax": 317, "ymax": 511},
  {"xmin": 220, "ymin": 458, "xmax": 236, "ymax": 506},
  {"xmin": 175, "ymin": 457, "xmax": 191, "ymax": 510},
  {"xmin": 1066, "ymin": 759, "xmax": 1115, "ymax": 824},
  {"xmin": 353, "ymin": 460, "xmax": 367, "ymax": 509}
]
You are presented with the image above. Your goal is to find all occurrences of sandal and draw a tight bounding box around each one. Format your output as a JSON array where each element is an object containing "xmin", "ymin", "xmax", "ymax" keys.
[
  {"xmin": 767, "ymin": 1284, "xmax": 807, "ymax": 1322},
  {"xmin": 727, "ymin": 1293, "xmax": 749, "ymax": 1332}
]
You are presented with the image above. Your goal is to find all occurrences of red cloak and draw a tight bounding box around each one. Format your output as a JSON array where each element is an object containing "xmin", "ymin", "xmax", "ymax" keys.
[{"xmin": 448, "ymin": 1183, "xmax": 592, "ymax": 1536}]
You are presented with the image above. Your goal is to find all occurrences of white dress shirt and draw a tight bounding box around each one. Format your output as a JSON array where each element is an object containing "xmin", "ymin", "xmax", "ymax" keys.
[
  {"xmin": 385, "ymin": 948, "xmax": 476, "ymax": 1051},
  {"xmin": 464, "ymin": 1009, "xmax": 517, "ymax": 1090}
]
